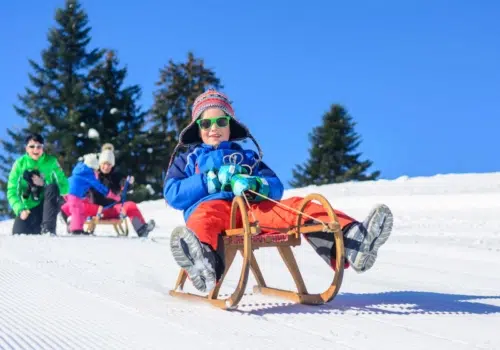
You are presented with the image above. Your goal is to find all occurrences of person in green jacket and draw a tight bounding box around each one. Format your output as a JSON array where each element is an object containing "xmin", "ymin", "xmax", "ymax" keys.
[{"xmin": 7, "ymin": 133, "xmax": 69, "ymax": 234}]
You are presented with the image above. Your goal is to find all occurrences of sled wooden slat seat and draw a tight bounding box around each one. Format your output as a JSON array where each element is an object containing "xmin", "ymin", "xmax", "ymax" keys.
[
  {"xmin": 169, "ymin": 193, "xmax": 345, "ymax": 310},
  {"xmin": 223, "ymin": 232, "xmax": 299, "ymax": 248},
  {"xmin": 84, "ymin": 205, "xmax": 129, "ymax": 236},
  {"xmin": 83, "ymin": 181, "xmax": 132, "ymax": 236}
]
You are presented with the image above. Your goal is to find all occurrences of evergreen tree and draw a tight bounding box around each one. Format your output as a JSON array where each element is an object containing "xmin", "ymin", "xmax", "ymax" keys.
[
  {"xmin": 147, "ymin": 52, "xmax": 223, "ymax": 193},
  {"xmin": 0, "ymin": 0, "xmax": 103, "ymax": 217},
  {"xmin": 87, "ymin": 50, "xmax": 150, "ymax": 191},
  {"xmin": 290, "ymin": 104, "xmax": 380, "ymax": 188}
]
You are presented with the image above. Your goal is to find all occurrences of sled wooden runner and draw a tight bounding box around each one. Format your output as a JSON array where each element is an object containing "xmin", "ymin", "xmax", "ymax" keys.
[
  {"xmin": 85, "ymin": 216, "xmax": 129, "ymax": 236},
  {"xmin": 169, "ymin": 193, "xmax": 345, "ymax": 310},
  {"xmin": 84, "ymin": 205, "xmax": 129, "ymax": 236}
]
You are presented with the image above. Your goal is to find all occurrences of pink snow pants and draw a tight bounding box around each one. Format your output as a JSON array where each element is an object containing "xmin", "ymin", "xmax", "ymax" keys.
[
  {"xmin": 65, "ymin": 194, "xmax": 86, "ymax": 232},
  {"xmin": 62, "ymin": 196, "xmax": 146, "ymax": 232}
]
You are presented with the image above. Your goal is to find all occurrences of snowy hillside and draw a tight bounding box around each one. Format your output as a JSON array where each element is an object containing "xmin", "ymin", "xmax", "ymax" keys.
[{"xmin": 0, "ymin": 172, "xmax": 499, "ymax": 349}]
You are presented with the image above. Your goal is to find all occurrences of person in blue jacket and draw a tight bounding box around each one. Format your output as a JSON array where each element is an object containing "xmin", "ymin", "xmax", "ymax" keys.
[
  {"xmin": 64, "ymin": 153, "xmax": 119, "ymax": 234},
  {"xmin": 165, "ymin": 89, "xmax": 394, "ymax": 294}
]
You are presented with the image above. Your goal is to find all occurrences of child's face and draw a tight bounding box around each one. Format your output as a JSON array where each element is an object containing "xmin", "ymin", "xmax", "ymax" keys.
[
  {"xmin": 100, "ymin": 162, "xmax": 113, "ymax": 174},
  {"xmin": 199, "ymin": 108, "xmax": 231, "ymax": 146},
  {"xmin": 25, "ymin": 140, "xmax": 44, "ymax": 161}
]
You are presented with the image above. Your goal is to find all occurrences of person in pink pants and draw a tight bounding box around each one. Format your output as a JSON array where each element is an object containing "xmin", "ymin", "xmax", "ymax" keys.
[
  {"xmin": 61, "ymin": 144, "xmax": 155, "ymax": 237},
  {"xmin": 64, "ymin": 154, "xmax": 118, "ymax": 234}
]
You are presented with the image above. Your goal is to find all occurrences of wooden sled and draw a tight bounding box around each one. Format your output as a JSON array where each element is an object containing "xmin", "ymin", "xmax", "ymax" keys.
[
  {"xmin": 169, "ymin": 193, "xmax": 345, "ymax": 310},
  {"xmin": 84, "ymin": 205, "xmax": 129, "ymax": 236},
  {"xmin": 84, "ymin": 180, "xmax": 132, "ymax": 236}
]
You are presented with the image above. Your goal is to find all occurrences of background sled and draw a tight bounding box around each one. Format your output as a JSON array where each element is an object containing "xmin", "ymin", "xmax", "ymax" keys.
[
  {"xmin": 84, "ymin": 179, "xmax": 131, "ymax": 236},
  {"xmin": 169, "ymin": 193, "xmax": 345, "ymax": 310},
  {"xmin": 84, "ymin": 209, "xmax": 129, "ymax": 236}
]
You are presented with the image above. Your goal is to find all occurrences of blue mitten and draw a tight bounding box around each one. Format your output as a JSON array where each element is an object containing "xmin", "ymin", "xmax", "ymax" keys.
[
  {"xmin": 206, "ymin": 170, "xmax": 221, "ymax": 194},
  {"xmin": 197, "ymin": 150, "xmax": 224, "ymax": 174},
  {"xmin": 218, "ymin": 164, "xmax": 249, "ymax": 191}
]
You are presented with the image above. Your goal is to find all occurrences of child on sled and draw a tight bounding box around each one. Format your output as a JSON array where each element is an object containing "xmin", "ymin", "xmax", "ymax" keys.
[
  {"xmin": 64, "ymin": 153, "xmax": 119, "ymax": 234},
  {"xmin": 164, "ymin": 90, "xmax": 393, "ymax": 293}
]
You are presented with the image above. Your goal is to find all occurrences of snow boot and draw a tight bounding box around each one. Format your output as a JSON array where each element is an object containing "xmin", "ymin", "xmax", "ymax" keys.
[
  {"xmin": 136, "ymin": 219, "xmax": 155, "ymax": 238},
  {"xmin": 344, "ymin": 204, "xmax": 393, "ymax": 272},
  {"xmin": 170, "ymin": 226, "xmax": 225, "ymax": 293},
  {"xmin": 41, "ymin": 224, "xmax": 56, "ymax": 236}
]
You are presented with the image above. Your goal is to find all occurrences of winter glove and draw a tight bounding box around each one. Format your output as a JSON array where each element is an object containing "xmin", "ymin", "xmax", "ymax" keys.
[
  {"xmin": 230, "ymin": 174, "xmax": 270, "ymax": 201},
  {"xmin": 218, "ymin": 164, "xmax": 249, "ymax": 191},
  {"xmin": 206, "ymin": 170, "xmax": 222, "ymax": 194},
  {"xmin": 197, "ymin": 151, "xmax": 225, "ymax": 174}
]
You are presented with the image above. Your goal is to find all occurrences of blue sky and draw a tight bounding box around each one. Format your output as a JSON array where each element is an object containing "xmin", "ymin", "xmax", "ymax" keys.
[{"xmin": 1, "ymin": 0, "xmax": 499, "ymax": 188}]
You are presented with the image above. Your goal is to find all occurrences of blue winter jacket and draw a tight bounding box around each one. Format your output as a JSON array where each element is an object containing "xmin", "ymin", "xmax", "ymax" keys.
[
  {"xmin": 164, "ymin": 141, "xmax": 284, "ymax": 222},
  {"xmin": 68, "ymin": 162, "xmax": 110, "ymax": 199}
]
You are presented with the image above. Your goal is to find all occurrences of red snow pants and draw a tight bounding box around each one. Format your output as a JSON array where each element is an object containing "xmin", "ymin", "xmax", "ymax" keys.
[{"xmin": 186, "ymin": 196, "xmax": 356, "ymax": 250}]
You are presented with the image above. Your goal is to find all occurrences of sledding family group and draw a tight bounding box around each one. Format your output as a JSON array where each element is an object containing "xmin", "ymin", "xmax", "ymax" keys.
[
  {"xmin": 7, "ymin": 139, "xmax": 155, "ymax": 237},
  {"xmin": 6, "ymin": 89, "xmax": 394, "ymax": 294}
]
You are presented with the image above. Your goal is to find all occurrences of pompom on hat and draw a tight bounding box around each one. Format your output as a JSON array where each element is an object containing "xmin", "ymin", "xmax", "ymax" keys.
[
  {"xmin": 101, "ymin": 143, "xmax": 115, "ymax": 152},
  {"xmin": 166, "ymin": 89, "xmax": 263, "ymax": 173}
]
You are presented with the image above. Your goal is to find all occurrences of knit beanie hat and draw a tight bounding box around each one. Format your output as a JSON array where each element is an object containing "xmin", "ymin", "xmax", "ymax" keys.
[
  {"xmin": 99, "ymin": 143, "xmax": 115, "ymax": 166},
  {"xmin": 83, "ymin": 153, "xmax": 99, "ymax": 170},
  {"xmin": 191, "ymin": 90, "xmax": 235, "ymax": 121}
]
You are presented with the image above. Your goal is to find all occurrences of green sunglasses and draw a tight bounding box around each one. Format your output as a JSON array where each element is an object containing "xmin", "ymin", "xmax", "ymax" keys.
[{"xmin": 196, "ymin": 116, "xmax": 230, "ymax": 130}]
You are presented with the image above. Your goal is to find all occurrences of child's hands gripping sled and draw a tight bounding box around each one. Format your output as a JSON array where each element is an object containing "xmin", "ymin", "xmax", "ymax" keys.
[
  {"xmin": 218, "ymin": 164, "xmax": 249, "ymax": 191},
  {"xmin": 230, "ymin": 174, "xmax": 269, "ymax": 201},
  {"xmin": 205, "ymin": 164, "xmax": 249, "ymax": 194}
]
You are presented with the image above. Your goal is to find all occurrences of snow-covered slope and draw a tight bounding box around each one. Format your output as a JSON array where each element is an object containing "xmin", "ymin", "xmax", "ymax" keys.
[{"xmin": 0, "ymin": 172, "xmax": 499, "ymax": 349}]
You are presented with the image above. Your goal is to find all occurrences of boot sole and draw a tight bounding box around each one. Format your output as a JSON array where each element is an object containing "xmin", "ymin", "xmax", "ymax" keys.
[
  {"xmin": 170, "ymin": 226, "xmax": 216, "ymax": 293},
  {"xmin": 348, "ymin": 204, "xmax": 393, "ymax": 272}
]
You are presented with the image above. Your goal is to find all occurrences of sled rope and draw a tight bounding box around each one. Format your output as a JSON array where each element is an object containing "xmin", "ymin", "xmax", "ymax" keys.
[
  {"xmin": 242, "ymin": 192, "xmax": 258, "ymax": 223},
  {"xmin": 245, "ymin": 189, "xmax": 329, "ymax": 228}
]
